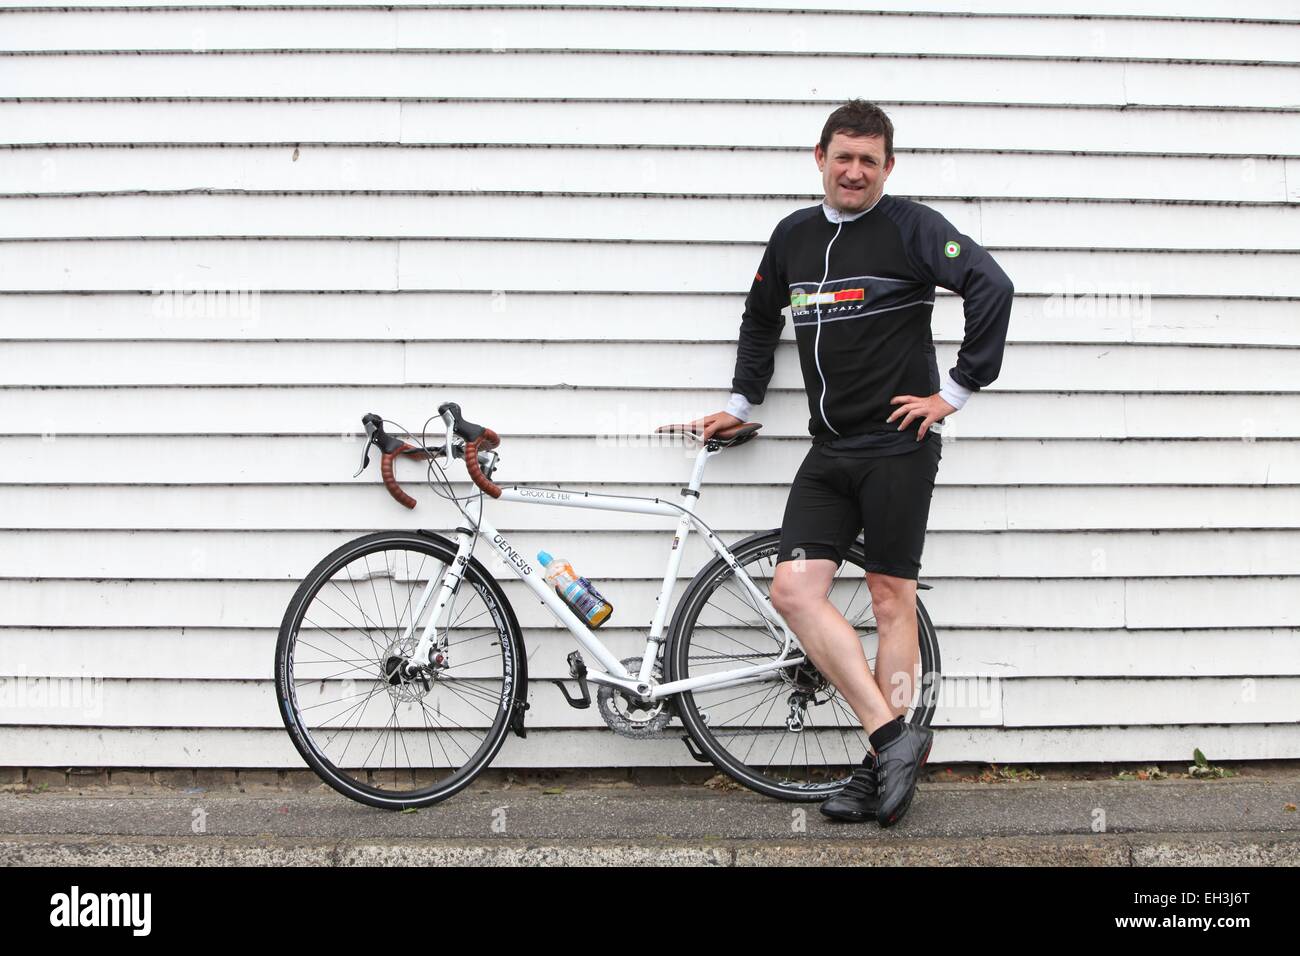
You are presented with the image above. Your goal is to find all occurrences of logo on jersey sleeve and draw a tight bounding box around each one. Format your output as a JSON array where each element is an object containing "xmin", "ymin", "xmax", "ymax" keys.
[{"xmin": 944, "ymin": 241, "xmax": 961, "ymax": 258}]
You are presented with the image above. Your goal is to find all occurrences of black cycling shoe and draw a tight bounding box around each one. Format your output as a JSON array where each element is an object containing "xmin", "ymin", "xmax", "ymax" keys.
[
  {"xmin": 818, "ymin": 753, "xmax": 879, "ymax": 822},
  {"xmin": 875, "ymin": 722, "xmax": 934, "ymax": 828}
]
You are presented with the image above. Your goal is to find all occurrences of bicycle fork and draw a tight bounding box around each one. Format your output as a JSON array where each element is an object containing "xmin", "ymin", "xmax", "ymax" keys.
[{"xmin": 394, "ymin": 530, "xmax": 473, "ymax": 676}]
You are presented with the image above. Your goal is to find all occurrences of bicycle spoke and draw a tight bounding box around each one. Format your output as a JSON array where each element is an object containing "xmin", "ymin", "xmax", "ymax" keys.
[
  {"xmin": 358, "ymin": 709, "xmax": 397, "ymax": 770},
  {"xmin": 320, "ymin": 685, "xmax": 385, "ymax": 754},
  {"xmin": 416, "ymin": 700, "xmax": 473, "ymax": 771},
  {"xmin": 418, "ymin": 703, "xmax": 444, "ymax": 769},
  {"xmin": 716, "ymin": 681, "xmax": 783, "ymax": 743},
  {"xmin": 839, "ymin": 575, "xmax": 868, "ymax": 623},
  {"xmin": 739, "ymin": 691, "xmax": 785, "ymax": 765},
  {"xmin": 434, "ymin": 677, "xmax": 506, "ymax": 708},
  {"xmin": 800, "ymin": 712, "xmax": 842, "ymax": 780},
  {"xmin": 705, "ymin": 582, "xmax": 768, "ymax": 628},
  {"xmin": 297, "ymin": 686, "xmax": 384, "ymax": 714},
  {"xmin": 310, "ymin": 596, "xmax": 396, "ymax": 666},
  {"xmin": 449, "ymin": 605, "xmax": 491, "ymax": 631},
  {"xmin": 391, "ymin": 702, "xmax": 416, "ymax": 787},
  {"xmin": 290, "ymin": 642, "xmax": 377, "ymax": 681},
  {"xmin": 414, "ymin": 703, "xmax": 481, "ymax": 761},
  {"xmin": 442, "ymin": 628, "xmax": 499, "ymax": 649},
  {"xmin": 685, "ymin": 679, "xmax": 780, "ymax": 714},
  {"xmin": 398, "ymin": 550, "xmax": 426, "ymax": 644},
  {"xmin": 291, "ymin": 648, "xmax": 377, "ymax": 671},
  {"xmin": 441, "ymin": 651, "xmax": 505, "ymax": 671},
  {"xmin": 337, "ymin": 571, "xmax": 390, "ymax": 660},
  {"xmin": 691, "ymin": 621, "xmax": 778, "ymax": 662},
  {"xmin": 436, "ymin": 678, "xmax": 499, "ymax": 724},
  {"xmin": 827, "ymin": 697, "xmax": 869, "ymax": 763},
  {"xmin": 361, "ymin": 554, "xmax": 392, "ymax": 655}
]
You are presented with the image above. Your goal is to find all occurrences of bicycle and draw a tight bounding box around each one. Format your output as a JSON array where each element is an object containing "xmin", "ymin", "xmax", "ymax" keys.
[{"xmin": 274, "ymin": 401, "xmax": 942, "ymax": 810}]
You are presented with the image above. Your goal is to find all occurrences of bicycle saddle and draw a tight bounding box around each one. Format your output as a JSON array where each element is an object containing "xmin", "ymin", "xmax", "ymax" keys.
[{"xmin": 654, "ymin": 421, "xmax": 763, "ymax": 448}]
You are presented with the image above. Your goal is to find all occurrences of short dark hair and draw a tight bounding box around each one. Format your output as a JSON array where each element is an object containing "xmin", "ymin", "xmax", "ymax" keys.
[{"xmin": 818, "ymin": 100, "xmax": 894, "ymax": 163}]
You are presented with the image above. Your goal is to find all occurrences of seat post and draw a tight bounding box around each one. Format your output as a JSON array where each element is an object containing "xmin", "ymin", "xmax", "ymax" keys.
[{"xmin": 683, "ymin": 442, "xmax": 717, "ymax": 497}]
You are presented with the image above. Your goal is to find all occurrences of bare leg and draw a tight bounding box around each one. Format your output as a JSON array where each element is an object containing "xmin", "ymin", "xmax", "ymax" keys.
[
  {"xmin": 866, "ymin": 572, "xmax": 919, "ymax": 720},
  {"xmin": 770, "ymin": 558, "xmax": 897, "ymax": 737}
]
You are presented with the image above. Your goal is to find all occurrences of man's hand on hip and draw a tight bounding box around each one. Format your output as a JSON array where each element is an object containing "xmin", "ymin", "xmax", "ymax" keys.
[{"xmin": 887, "ymin": 393, "xmax": 958, "ymax": 441}]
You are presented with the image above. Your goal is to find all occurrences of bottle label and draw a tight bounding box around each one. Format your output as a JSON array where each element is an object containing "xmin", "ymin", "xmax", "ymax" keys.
[{"xmin": 560, "ymin": 577, "xmax": 610, "ymax": 625}]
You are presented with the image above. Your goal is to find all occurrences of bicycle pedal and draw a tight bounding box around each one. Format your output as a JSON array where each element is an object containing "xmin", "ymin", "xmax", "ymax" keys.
[
  {"xmin": 566, "ymin": 650, "xmax": 587, "ymax": 678},
  {"xmin": 551, "ymin": 651, "xmax": 592, "ymax": 710}
]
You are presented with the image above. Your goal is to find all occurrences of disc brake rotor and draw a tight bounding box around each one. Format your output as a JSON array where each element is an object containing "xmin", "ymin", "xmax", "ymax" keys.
[{"xmin": 380, "ymin": 635, "xmax": 444, "ymax": 704}]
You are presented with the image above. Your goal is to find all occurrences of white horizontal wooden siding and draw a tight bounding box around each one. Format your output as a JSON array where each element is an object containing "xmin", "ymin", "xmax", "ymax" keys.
[
  {"xmin": 1, "ymin": 0, "xmax": 1297, "ymax": 18},
  {"xmin": 0, "ymin": 2, "xmax": 1296, "ymax": 770}
]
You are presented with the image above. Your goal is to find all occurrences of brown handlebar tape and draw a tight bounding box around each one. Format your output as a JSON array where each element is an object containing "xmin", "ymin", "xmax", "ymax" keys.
[
  {"xmin": 464, "ymin": 428, "xmax": 502, "ymax": 499},
  {"xmin": 380, "ymin": 442, "xmax": 429, "ymax": 509}
]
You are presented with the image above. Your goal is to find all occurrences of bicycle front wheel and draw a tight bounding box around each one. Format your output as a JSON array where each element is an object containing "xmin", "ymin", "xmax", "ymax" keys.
[
  {"xmin": 275, "ymin": 531, "xmax": 524, "ymax": 810},
  {"xmin": 665, "ymin": 529, "xmax": 941, "ymax": 803}
]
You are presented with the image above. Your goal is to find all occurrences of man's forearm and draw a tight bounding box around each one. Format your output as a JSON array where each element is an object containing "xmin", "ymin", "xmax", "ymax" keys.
[{"xmin": 730, "ymin": 316, "xmax": 783, "ymax": 409}]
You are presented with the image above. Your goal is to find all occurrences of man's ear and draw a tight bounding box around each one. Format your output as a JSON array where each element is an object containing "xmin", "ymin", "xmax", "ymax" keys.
[
  {"xmin": 814, "ymin": 143, "xmax": 825, "ymax": 170},
  {"xmin": 882, "ymin": 154, "xmax": 896, "ymax": 178}
]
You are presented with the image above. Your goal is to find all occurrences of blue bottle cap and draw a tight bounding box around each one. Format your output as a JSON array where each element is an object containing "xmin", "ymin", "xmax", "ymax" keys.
[{"xmin": 537, "ymin": 550, "xmax": 552, "ymax": 566}]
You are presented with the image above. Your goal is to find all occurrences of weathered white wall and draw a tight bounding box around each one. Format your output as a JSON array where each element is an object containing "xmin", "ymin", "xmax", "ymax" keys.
[{"xmin": 1, "ymin": 0, "xmax": 1297, "ymax": 768}]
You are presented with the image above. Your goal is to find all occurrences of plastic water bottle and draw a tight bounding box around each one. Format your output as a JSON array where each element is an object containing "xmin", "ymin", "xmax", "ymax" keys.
[{"xmin": 537, "ymin": 551, "xmax": 613, "ymax": 629}]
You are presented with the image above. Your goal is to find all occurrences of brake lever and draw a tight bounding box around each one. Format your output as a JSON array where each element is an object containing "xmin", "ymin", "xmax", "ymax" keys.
[
  {"xmin": 353, "ymin": 439, "xmax": 373, "ymax": 478},
  {"xmin": 353, "ymin": 416, "xmax": 380, "ymax": 477}
]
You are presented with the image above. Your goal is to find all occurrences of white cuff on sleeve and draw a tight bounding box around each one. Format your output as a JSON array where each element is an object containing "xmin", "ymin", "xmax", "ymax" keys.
[
  {"xmin": 939, "ymin": 371, "xmax": 974, "ymax": 411},
  {"xmin": 724, "ymin": 392, "xmax": 753, "ymax": 422}
]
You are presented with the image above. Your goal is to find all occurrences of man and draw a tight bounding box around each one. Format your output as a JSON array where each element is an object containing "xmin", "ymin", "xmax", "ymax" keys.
[{"xmin": 691, "ymin": 100, "xmax": 1014, "ymax": 827}]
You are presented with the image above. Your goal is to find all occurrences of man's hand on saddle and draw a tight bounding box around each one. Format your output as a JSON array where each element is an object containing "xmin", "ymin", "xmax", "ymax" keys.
[
  {"xmin": 683, "ymin": 411, "xmax": 745, "ymax": 442},
  {"xmin": 887, "ymin": 393, "xmax": 958, "ymax": 441}
]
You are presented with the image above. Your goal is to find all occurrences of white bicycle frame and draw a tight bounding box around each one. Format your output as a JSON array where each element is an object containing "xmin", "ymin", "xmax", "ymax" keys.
[{"xmin": 395, "ymin": 415, "xmax": 806, "ymax": 702}]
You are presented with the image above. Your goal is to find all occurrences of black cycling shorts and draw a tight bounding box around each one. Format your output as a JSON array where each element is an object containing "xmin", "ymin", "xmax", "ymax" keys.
[{"xmin": 775, "ymin": 436, "xmax": 942, "ymax": 580}]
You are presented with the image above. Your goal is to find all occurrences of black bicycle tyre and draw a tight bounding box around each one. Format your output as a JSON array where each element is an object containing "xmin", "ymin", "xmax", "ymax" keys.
[
  {"xmin": 275, "ymin": 530, "xmax": 524, "ymax": 810},
  {"xmin": 665, "ymin": 529, "xmax": 942, "ymax": 803}
]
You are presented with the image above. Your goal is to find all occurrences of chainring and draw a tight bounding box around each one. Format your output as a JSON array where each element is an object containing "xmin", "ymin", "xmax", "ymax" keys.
[{"xmin": 597, "ymin": 656, "xmax": 676, "ymax": 739}]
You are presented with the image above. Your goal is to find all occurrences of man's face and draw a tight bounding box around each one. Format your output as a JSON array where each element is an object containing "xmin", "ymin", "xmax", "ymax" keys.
[{"xmin": 815, "ymin": 132, "xmax": 895, "ymax": 214}]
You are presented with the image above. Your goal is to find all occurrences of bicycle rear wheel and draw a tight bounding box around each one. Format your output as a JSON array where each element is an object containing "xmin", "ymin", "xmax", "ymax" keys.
[
  {"xmin": 275, "ymin": 530, "xmax": 524, "ymax": 810},
  {"xmin": 665, "ymin": 529, "xmax": 941, "ymax": 802}
]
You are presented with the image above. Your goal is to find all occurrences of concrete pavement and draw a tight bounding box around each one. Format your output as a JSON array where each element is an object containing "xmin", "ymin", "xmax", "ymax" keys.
[{"xmin": 2, "ymin": 764, "xmax": 1298, "ymax": 865}]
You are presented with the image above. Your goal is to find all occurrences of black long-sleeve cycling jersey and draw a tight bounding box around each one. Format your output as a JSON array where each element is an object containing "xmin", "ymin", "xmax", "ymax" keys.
[{"xmin": 729, "ymin": 193, "xmax": 1014, "ymax": 456}]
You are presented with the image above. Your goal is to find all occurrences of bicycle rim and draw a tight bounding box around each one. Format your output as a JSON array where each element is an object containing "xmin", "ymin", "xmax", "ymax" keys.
[
  {"xmin": 669, "ymin": 532, "xmax": 940, "ymax": 802},
  {"xmin": 275, "ymin": 532, "xmax": 519, "ymax": 809}
]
